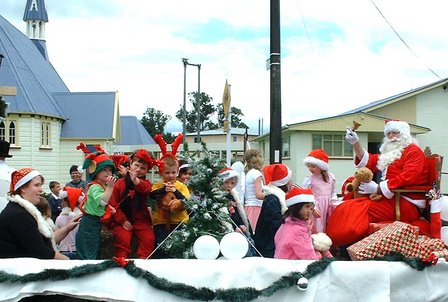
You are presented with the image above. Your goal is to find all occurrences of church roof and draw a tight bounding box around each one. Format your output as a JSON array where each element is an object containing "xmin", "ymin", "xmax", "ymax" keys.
[
  {"xmin": 0, "ymin": 15, "xmax": 67, "ymax": 118},
  {"xmin": 54, "ymin": 92, "xmax": 118, "ymax": 139},
  {"xmin": 23, "ymin": 0, "xmax": 48, "ymax": 22},
  {"xmin": 118, "ymin": 116, "xmax": 155, "ymax": 145}
]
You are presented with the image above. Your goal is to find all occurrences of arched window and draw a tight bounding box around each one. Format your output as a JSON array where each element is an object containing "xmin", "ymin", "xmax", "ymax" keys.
[
  {"xmin": 9, "ymin": 121, "xmax": 16, "ymax": 145},
  {"xmin": 0, "ymin": 121, "xmax": 5, "ymax": 141}
]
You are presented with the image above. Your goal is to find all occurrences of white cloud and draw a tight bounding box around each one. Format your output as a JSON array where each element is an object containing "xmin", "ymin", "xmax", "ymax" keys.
[{"xmin": 3, "ymin": 0, "xmax": 448, "ymax": 133}]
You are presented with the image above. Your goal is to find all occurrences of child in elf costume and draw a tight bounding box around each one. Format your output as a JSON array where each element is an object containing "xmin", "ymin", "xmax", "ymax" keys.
[
  {"xmin": 75, "ymin": 144, "xmax": 116, "ymax": 260},
  {"xmin": 109, "ymin": 149, "xmax": 156, "ymax": 259},
  {"xmin": 150, "ymin": 134, "xmax": 190, "ymax": 258}
]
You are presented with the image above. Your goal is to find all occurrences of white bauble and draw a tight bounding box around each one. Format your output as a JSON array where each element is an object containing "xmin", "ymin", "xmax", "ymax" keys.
[
  {"xmin": 193, "ymin": 235, "xmax": 220, "ymax": 260},
  {"xmin": 220, "ymin": 232, "xmax": 249, "ymax": 260}
]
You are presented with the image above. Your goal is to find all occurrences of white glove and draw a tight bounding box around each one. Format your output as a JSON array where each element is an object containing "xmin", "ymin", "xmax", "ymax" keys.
[
  {"xmin": 345, "ymin": 128, "xmax": 359, "ymax": 145},
  {"xmin": 359, "ymin": 181, "xmax": 379, "ymax": 194}
]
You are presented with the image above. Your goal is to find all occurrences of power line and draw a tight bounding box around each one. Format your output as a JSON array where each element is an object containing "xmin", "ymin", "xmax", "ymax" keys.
[{"xmin": 369, "ymin": 0, "xmax": 441, "ymax": 79}]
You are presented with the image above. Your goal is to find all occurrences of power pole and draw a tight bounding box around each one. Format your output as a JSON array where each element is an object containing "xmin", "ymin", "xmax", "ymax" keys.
[{"xmin": 269, "ymin": 0, "xmax": 282, "ymax": 163}]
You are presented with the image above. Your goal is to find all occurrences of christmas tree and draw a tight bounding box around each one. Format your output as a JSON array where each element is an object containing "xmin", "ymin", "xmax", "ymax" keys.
[{"xmin": 161, "ymin": 150, "xmax": 234, "ymax": 258}]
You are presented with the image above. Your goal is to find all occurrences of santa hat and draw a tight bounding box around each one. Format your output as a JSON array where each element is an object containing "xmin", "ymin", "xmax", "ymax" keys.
[
  {"xmin": 303, "ymin": 149, "xmax": 329, "ymax": 171},
  {"xmin": 285, "ymin": 187, "xmax": 315, "ymax": 207},
  {"xmin": 263, "ymin": 164, "xmax": 291, "ymax": 187},
  {"xmin": 384, "ymin": 120, "xmax": 410, "ymax": 136},
  {"xmin": 59, "ymin": 187, "xmax": 84, "ymax": 211},
  {"xmin": 10, "ymin": 168, "xmax": 42, "ymax": 192},
  {"xmin": 219, "ymin": 167, "xmax": 239, "ymax": 182},
  {"xmin": 132, "ymin": 149, "xmax": 155, "ymax": 168}
]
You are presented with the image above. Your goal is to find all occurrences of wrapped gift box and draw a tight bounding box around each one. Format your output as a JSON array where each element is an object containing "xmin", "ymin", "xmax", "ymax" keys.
[
  {"xmin": 348, "ymin": 221, "xmax": 420, "ymax": 260},
  {"xmin": 417, "ymin": 235, "xmax": 447, "ymax": 259},
  {"xmin": 367, "ymin": 222, "xmax": 391, "ymax": 234}
]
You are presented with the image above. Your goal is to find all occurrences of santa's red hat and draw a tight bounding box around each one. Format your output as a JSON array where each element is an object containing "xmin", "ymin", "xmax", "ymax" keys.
[
  {"xmin": 303, "ymin": 149, "xmax": 329, "ymax": 171},
  {"xmin": 384, "ymin": 120, "xmax": 410, "ymax": 136},
  {"xmin": 263, "ymin": 164, "xmax": 291, "ymax": 186},
  {"xmin": 10, "ymin": 168, "xmax": 42, "ymax": 192},
  {"xmin": 285, "ymin": 187, "xmax": 315, "ymax": 207},
  {"xmin": 219, "ymin": 167, "xmax": 239, "ymax": 182},
  {"xmin": 59, "ymin": 187, "xmax": 84, "ymax": 211}
]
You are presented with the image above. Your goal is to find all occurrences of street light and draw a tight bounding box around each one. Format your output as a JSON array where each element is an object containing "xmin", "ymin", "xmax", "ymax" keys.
[
  {"xmin": 0, "ymin": 54, "xmax": 4, "ymax": 68},
  {"xmin": 181, "ymin": 58, "xmax": 201, "ymax": 146}
]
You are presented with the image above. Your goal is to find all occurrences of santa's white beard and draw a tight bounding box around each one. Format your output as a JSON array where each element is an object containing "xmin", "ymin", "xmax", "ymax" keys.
[{"xmin": 377, "ymin": 137, "xmax": 409, "ymax": 172}]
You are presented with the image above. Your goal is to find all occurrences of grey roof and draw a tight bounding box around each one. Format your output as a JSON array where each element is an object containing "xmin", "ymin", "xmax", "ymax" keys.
[
  {"xmin": 55, "ymin": 92, "xmax": 116, "ymax": 138},
  {"xmin": 118, "ymin": 116, "xmax": 155, "ymax": 145},
  {"xmin": 23, "ymin": 0, "xmax": 48, "ymax": 22},
  {"xmin": 0, "ymin": 15, "xmax": 67, "ymax": 118},
  {"xmin": 343, "ymin": 78, "xmax": 448, "ymax": 115}
]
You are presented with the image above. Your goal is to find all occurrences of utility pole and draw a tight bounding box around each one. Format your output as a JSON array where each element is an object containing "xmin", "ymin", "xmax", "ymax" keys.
[
  {"xmin": 269, "ymin": 0, "xmax": 282, "ymax": 163},
  {"xmin": 182, "ymin": 58, "xmax": 201, "ymax": 146}
]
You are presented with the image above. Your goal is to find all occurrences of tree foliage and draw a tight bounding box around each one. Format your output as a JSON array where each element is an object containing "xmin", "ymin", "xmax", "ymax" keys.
[
  {"xmin": 161, "ymin": 150, "xmax": 232, "ymax": 258},
  {"xmin": 176, "ymin": 92, "xmax": 218, "ymax": 133},
  {"xmin": 140, "ymin": 107, "xmax": 171, "ymax": 140},
  {"xmin": 175, "ymin": 91, "xmax": 248, "ymax": 133},
  {"xmin": 216, "ymin": 103, "xmax": 248, "ymax": 129},
  {"xmin": 0, "ymin": 96, "xmax": 7, "ymax": 118}
]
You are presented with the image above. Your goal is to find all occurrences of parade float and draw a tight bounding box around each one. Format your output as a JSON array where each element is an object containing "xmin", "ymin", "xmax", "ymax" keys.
[{"xmin": 1, "ymin": 152, "xmax": 448, "ymax": 302}]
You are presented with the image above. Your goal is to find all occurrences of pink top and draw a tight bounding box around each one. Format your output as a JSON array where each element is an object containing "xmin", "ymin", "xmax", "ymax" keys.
[{"xmin": 274, "ymin": 217, "xmax": 320, "ymax": 260}]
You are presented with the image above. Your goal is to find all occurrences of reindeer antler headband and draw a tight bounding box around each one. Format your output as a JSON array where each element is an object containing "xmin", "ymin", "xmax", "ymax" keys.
[{"xmin": 153, "ymin": 133, "xmax": 183, "ymax": 173}]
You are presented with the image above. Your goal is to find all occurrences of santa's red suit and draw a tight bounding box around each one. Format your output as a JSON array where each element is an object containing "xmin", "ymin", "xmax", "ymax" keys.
[
  {"xmin": 326, "ymin": 143, "xmax": 429, "ymax": 247},
  {"xmin": 109, "ymin": 175, "xmax": 155, "ymax": 258}
]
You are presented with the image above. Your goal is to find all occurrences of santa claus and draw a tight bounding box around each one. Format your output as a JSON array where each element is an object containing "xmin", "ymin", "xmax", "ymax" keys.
[{"xmin": 326, "ymin": 120, "xmax": 430, "ymax": 247}]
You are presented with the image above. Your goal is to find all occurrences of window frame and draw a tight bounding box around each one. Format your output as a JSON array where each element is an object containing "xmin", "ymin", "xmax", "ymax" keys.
[
  {"xmin": 312, "ymin": 133, "xmax": 352, "ymax": 157},
  {"xmin": 40, "ymin": 121, "xmax": 51, "ymax": 148},
  {"xmin": 0, "ymin": 119, "xmax": 18, "ymax": 145}
]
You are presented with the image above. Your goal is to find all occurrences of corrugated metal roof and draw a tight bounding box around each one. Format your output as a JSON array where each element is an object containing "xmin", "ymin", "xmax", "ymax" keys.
[
  {"xmin": 185, "ymin": 128, "xmax": 258, "ymax": 136},
  {"xmin": 0, "ymin": 15, "xmax": 67, "ymax": 118},
  {"xmin": 118, "ymin": 116, "xmax": 155, "ymax": 145},
  {"xmin": 23, "ymin": 0, "xmax": 48, "ymax": 22},
  {"xmin": 342, "ymin": 78, "xmax": 448, "ymax": 115},
  {"xmin": 55, "ymin": 92, "xmax": 116, "ymax": 138}
]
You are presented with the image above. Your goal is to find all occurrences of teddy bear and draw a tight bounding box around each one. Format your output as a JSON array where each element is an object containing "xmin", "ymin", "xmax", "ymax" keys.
[
  {"xmin": 161, "ymin": 192, "xmax": 185, "ymax": 212},
  {"xmin": 345, "ymin": 167, "xmax": 382, "ymax": 201}
]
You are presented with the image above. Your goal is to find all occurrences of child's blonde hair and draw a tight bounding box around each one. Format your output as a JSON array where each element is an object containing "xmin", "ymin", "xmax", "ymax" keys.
[
  {"xmin": 244, "ymin": 149, "xmax": 263, "ymax": 172},
  {"xmin": 162, "ymin": 156, "xmax": 179, "ymax": 170}
]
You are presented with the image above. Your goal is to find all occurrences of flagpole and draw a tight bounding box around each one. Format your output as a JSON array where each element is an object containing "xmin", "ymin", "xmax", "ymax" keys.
[
  {"xmin": 226, "ymin": 110, "xmax": 232, "ymax": 166},
  {"xmin": 222, "ymin": 80, "xmax": 232, "ymax": 166}
]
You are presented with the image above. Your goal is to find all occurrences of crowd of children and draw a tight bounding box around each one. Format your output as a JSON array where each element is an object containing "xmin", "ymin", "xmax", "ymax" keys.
[{"xmin": 0, "ymin": 132, "xmax": 338, "ymax": 261}]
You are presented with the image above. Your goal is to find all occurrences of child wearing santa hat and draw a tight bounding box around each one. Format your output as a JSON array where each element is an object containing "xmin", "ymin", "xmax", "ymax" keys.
[
  {"xmin": 254, "ymin": 163, "xmax": 292, "ymax": 258},
  {"xmin": 55, "ymin": 187, "xmax": 84, "ymax": 259},
  {"xmin": 76, "ymin": 148, "xmax": 117, "ymax": 260},
  {"xmin": 302, "ymin": 149, "xmax": 338, "ymax": 233},
  {"xmin": 274, "ymin": 187, "xmax": 333, "ymax": 260}
]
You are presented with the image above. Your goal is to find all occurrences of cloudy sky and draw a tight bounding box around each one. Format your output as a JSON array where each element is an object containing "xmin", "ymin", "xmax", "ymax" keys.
[{"xmin": 2, "ymin": 0, "xmax": 448, "ymax": 133}]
